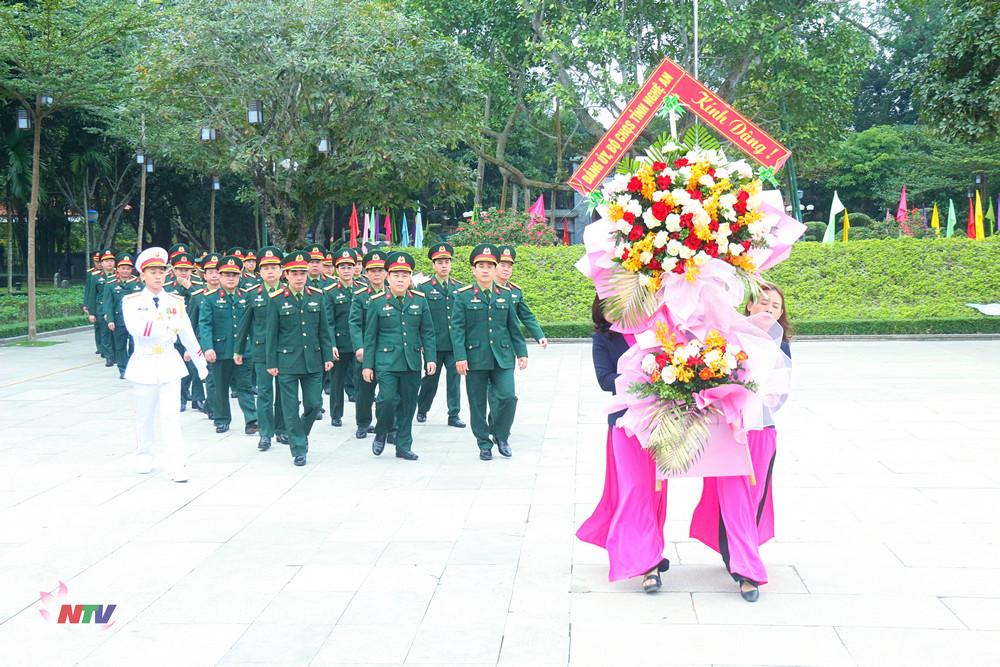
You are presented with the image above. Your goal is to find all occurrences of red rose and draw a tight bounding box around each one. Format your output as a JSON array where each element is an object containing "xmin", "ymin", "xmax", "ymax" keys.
[
  {"xmin": 688, "ymin": 188, "xmax": 703, "ymax": 201},
  {"xmin": 708, "ymin": 220, "xmax": 719, "ymax": 232},
  {"xmin": 705, "ymin": 241, "xmax": 719, "ymax": 258},
  {"xmin": 651, "ymin": 201, "xmax": 669, "ymax": 221},
  {"xmin": 647, "ymin": 257, "xmax": 662, "ymax": 270},
  {"xmin": 683, "ymin": 233, "xmax": 702, "ymax": 250},
  {"xmin": 620, "ymin": 247, "xmax": 630, "ymax": 260},
  {"xmin": 707, "ymin": 168, "xmax": 716, "ymax": 178},
  {"xmin": 733, "ymin": 201, "xmax": 747, "ymax": 216},
  {"xmin": 652, "ymin": 161, "xmax": 667, "ymax": 172},
  {"xmin": 674, "ymin": 158, "xmax": 689, "ymax": 168},
  {"xmin": 680, "ymin": 213, "xmax": 695, "ymax": 229},
  {"xmin": 629, "ymin": 224, "xmax": 645, "ymax": 241},
  {"xmin": 627, "ymin": 177, "xmax": 643, "ymax": 192},
  {"xmin": 737, "ymin": 190, "xmax": 750, "ymax": 202},
  {"xmin": 672, "ymin": 260, "xmax": 686, "ymax": 274},
  {"xmin": 656, "ymin": 175, "xmax": 672, "ymax": 190},
  {"xmin": 655, "ymin": 352, "xmax": 668, "ymax": 367},
  {"xmin": 622, "ymin": 211, "xmax": 636, "ymax": 224}
]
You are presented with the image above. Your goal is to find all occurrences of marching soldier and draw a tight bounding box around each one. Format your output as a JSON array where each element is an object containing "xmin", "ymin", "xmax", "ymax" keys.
[
  {"xmin": 86, "ymin": 249, "xmax": 118, "ymax": 366},
  {"xmin": 323, "ymin": 249, "xmax": 358, "ymax": 427},
  {"xmin": 352, "ymin": 249, "xmax": 367, "ymax": 288},
  {"xmin": 122, "ymin": 247, "xmax": 209, "ymax": 482},
  {"xmin": 235, "ymin": 246, "xmax": 288, "ymax": 451},
  {"xmin": 495, "ymin": 245, "xmax": 548, "ymax": 346},
  {"xmin": 198, "ymin": 255, "xmax": 258, "ymax": 435},
  {"xmin": 100, "ymin": 252, "xmax": 141, "ymax": 378},
  {"xmin": 362, "ymin": 251, "xmax": 436, "ymax": 460},
  {"xmin": 242, "ymin": 249, "xmax": 258, "ymax": 281},
  {"xmin": 265, "ymin": 250, "xmax": 335, "ymax": 466},
  {"xmin": 344, "ymin": 248, "xmax": 365, "ymax": 402},
  {"xmin": 322, "ymin": 251, "xmax": 336, "ymax": 282},
  {"xmin": 415, "ymin": 243, "xmax": 465, "ymax": 428},
  {"xmin": 451, "ymin": 244, "xmax": 528, "ymax": 460},
  {"xmin": 349, "ymin": 249, "xmax": 388, "ymax": 439},
  {"xmin": 188, "ymin": 252, "xmax": 221, "ymax": 417},
  {"xmin": 167, "ymin": 252, "xmax": 206, "ymax": 411},
  {"xmin": 82, "ymin": 251, "xmax": 102, "ymax": 356},
  {"xmin": 306, "ymin": 244, "xmax": 333, "ymax": 290}
]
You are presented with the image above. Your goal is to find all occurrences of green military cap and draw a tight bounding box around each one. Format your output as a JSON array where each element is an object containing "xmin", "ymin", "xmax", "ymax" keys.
[
  {"xmin": 497, "ymin": 245, "xmax": 517, "ymax": 263},
  {"xmin": 334, "ymin": 249, "xmax": 356, "ymax": 266},
  {"xmin": 363, "ymin": 250, "xmax": 387, "ymax": 269},
  {"xmin": 219, "ymin": 255, "xmax": 243, "ymax": 273},
  {"xmin": 226, "ymin": 246, "xmax": 246, "ymax": 259},
  {"xmin": 386, "ymin": 251, "xmax": 415, "ymax": 273},
  {"xmin": 350, "ymin": 248, "xmax": 363, "ymax": 262},
  {"xmin": 115, "ymin": 252, "xmax": 135, "ymax": 267},
  {"xmin": 202, "ymin": 252, "xmax": 222, "ymax": 269},
  {"xmin": 469, "ymin": 243, "xmax": 500, "ymax": 265},
  {"xmin": 167, "ymin": 243, "xmax": 191, "ymax": 260},
  {"xmin": 428, "ymin": 243, "xmax": 454, "ymax": 261},
  {"xmin": 306, "ymin": 243, "xmax": 326, "ymax": 261},
  {"xmin": 100, "ymin": 248, "xmax": 115, "ymax": 261},
  {"xmin": 257, "ymin": 246, "xmax": 284, "ymax": 266},
  {"xmin": 283, "ymin": 249, "xmax": 310, "ymax": 270},
  {"xmin": 172, "ymin": 252, "xmax": 196, "ymax": 269}
]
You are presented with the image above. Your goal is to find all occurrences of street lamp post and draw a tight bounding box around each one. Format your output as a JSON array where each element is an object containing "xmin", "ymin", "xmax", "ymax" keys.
[
  {"xmin": 137, "ymin": 155, "xmax": 153, "ymax": 253},
  {"xmin": 210, "ymin": 176, "xmax": 220, "ymax": 252}
]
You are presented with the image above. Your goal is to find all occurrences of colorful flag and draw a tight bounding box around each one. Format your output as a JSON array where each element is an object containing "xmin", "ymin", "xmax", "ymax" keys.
[
  {"xmin": 896, "ymin": 186, "xmax": 913, "ymax": 235},
  {"xmin": 528, "ymin": 195, "xmax": 545, "ymax": 219},
  {"xmin": 383, "ymin": 209, "xmax": 392, "ymax": 244},
  {"xmin": 842, "ymin": 209, "xmax": 850, "ymax": 242},
  {"xmin": 562, "ymin": 218, "xmax": 570, "ymax": 245},
  {"xmin": 401, "ymin": 212, "xmax": 410, "ymax": 247},
  {"xmin": 967, "ymin": 195, "xmax": 975, "ymax": 238},
  {"xmin": 822, "ymin": 191, "xmax": 844, "ymax": 244},
  {"xmin": 946, "ymin": 199, "xmax": 956, "ymax": 238},
  {"xmin": 349, "ymin": 204, "xmax": 360, "ymax": 248},
  {"xmin": 930, "ymin": 202, "xmax": 940, "ymax": 237},
  {"xmin": 371, "ymin": 208, "xmax": 378, "ymax": 242},
  {"xmin": 990, "ymin": 196, "xmax": 998, "ymax": 235},
  {"xmin": 414, "ymin": 208, "xmax": 424, "ymax": 248},
  {"xmin": 362, "ymin": 211, "xmax": 370, "ymax": 250},
  {"xmin": 975, "ymin": 191, "xmax": 985, "ymax": 240},
  {"xmin": 921, "ymin": 206, "xmax": 928, "ymax": 229}
]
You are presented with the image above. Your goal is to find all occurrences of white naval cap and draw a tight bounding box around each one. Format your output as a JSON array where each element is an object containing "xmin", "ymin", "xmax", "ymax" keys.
[{"xmin": 136, "ymin": 247, "xmax": 169, "ymax": 272}]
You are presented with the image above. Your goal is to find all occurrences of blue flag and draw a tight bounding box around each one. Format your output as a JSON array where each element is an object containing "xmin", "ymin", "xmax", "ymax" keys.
[
  {"xmin": 401, "ymin": 212, "xmax": 410, "ymax": 247},
  {"xmin": 414, "ymin": 208, "xmax": 424, "ymax": 248}
]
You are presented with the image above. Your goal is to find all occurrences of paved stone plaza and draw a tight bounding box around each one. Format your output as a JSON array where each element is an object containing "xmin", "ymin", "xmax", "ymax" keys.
[{"xmin": 0, "ymin": 331, "xmax": 998, "ymax": 666}]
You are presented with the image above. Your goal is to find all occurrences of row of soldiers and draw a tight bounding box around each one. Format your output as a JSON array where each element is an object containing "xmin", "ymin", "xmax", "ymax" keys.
[{"xmin": 82, "ymin": 240, "xmax": 547, "ymax": 464}]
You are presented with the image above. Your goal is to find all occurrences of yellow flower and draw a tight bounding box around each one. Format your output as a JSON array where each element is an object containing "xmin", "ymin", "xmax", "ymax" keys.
[
  {"xmin": 675, "ymin": 365, "xmax": 695, "ymax": 383},
  {"xmin": 607, "ymin": 203, "xmax": 624, "ymax": 222},
  {"xmin": 705, "ymin": 330, "xmax": 726, "ymax": 349},
  {"xmin": 694, "ymin": 224, "xmax": 713, "ymax": 242},
  {"xmin": 684, "ymin": 262, "xmax": 701, "ymax": 283},
  {"xmin": 655, "ymin": 321, "xmax": 677, "ymax": 352},
  {"xmin": 622, "ymin": 254, "xmax": 643, "ymax": 272},
  {"xmin": 730, "ymin": 254, "xmax": 757, "ymax": 272},
  {"xmin": 710, "ymin": 178, "xmax": 732, "ymax": 197}
]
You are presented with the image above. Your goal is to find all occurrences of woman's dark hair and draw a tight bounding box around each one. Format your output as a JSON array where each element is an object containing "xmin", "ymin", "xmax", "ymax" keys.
[
  {"xmin": 744, "ymin": 282, "xmax": 793, "ymax": 341},
  {"xmin": 592, "ymin": 295, "xmax": 613, "ymax": 334}
]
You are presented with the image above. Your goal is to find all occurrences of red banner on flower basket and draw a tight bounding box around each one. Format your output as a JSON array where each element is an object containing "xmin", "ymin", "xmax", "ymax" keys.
[{"xmin": 568, "ymin": 56, "xmax": 791, "ymax": 195}]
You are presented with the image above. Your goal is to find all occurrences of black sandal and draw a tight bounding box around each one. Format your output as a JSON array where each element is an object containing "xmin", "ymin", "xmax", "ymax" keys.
[
  {"xmin": 737, "ymin": 577, "xmax": 759, "ymax": 602},
  {"xmin": 641, "ymin": 558, "xmax": 671, "ymax": 594}
]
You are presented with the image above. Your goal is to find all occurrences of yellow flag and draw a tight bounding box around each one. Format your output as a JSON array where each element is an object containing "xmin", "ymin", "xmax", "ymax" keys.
[
  {"xmin": 975, "ymin": 191, "xmax": 985, "ymax": 240},
  {"xmin": 931, "ymin": 202, "xmax": 940, "ymax": 237},
  {"xmin": 842, "ymin": 209, "xmax": 850, "ymax": 242}
]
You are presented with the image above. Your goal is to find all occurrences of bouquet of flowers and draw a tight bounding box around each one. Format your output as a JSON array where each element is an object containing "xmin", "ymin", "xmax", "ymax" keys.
[{"xmin": 627, "ymin": 322, "xmax": 756, "ymax": 475}]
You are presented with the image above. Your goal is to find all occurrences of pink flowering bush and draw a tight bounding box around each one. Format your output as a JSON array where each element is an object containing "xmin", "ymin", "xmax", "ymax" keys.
[{"xmin": 449, "ymin": 207, "xmax": 557, "ymax": 246}]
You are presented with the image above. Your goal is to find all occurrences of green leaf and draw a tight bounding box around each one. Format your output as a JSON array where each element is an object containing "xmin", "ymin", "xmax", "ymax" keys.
[{"xmin": 683, "ymin": 125, "xmax": 722, "ymax": 151}]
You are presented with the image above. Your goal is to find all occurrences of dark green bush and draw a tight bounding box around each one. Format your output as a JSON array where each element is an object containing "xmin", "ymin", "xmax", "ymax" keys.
[{"xmin": 802, "ymin": 221, "xmax": 827, "ymax": 242}]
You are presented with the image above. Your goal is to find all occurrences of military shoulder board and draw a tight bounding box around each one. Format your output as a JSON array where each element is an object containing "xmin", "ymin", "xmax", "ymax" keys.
[
  {"xmin": 323, "ymin": 283, "xmax": 338, "ymax": 292},
  {"xmin": 408, "ymin": 290, "xmax": 425, "ymax": 297},
  {"xmin": 455, "ymin": 284, "xmax": 474, "ymax": 293},
  {"xmin": 368, "ymin": 291, "xmax": 385, "ymax": 301},
  {"xmin": 192, "ymin": 288, "xmax": 205, "ymax": 296},
  {"xmin": 354, "ymin": 287, "xmax": 369, "ymax": 296},
  {"xmin": 269, "ymin": 288, "xmax": 285, "ymax": 298},
  {"xmin": 508, "ymin": 281, "xmax": 520, "ymax": 290}
]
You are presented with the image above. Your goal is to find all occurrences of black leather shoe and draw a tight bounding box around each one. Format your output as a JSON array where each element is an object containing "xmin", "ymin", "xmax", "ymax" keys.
[
  {"xmin": 738, "ymin": 578, "xmax": 759, "ymax": 602},
  {"xmin": 180, "ymin": 401, "xmax": 187, "ymax": 412},
  {"xmin": 372, "ymin": 436, "xmax": 386, "ymax": 456},
  {"xmin": 367, "ymin": 425, "xmax": 375, "ymax": 433},
  {"xmin": 315, "ymin": 409, "xmax": 324, "ymax": 421},
  {"xmin": 276, "ymin": 434, "xmax": 290, "ymax": 445},
  {"xmin": 347, "ymin": 395, "xmax": 356, "ymax": 403},
  {"xmin": 448, "ymin": 417, "xmax": 466, "ymax": 428},
  {"xmin": 330, "ymin": 417, "xmax": 342, "ymax": 427},
  {"xmin": 245, "ymin": 421, "xmax": 259, "ymax": 435},
  {"xmin": 396, "ymin": 450, "xmax": 418, "ymax": 461},
  {"xmin": 215, "ymin": 424, "xmax": 230, "ymax": 433},
  {"xmin": 191, "ymin": 400, "xmax": 204, "ymax": 411},
  {"xmin": 355, "ymin": 427, "xmax": 368, "ymax": 439},
  {"xmin": 258, "ymin": 436, "xmax": 271, "ymax": 452},
  {"xmin": 105, "ymin": 359, "xmax": 114, "ymax": 367},
  {"xmin": 387, "ymin": 431, "xmax": 397, "ymax": 445},
  {"xmin": 293, "ymin": 454, "xmax": 306, "ymax": 466},
  {"xmin": 479, "ymin": 449, "xmax": 493, "ymax": 461},
  {"xmin": 230, "ymin": 390, "xmax": 237, "ymax": 398},
  {"xmin": 416, "ymin": 412, "xmax": 427, "ymax": 423},
  {"xmin": 119, "ymin": 370, "xmax": 126, "ymax": 380},
  {"xmin": 496, "ymin": 440, "xmax": 512, "ymax": 458}
]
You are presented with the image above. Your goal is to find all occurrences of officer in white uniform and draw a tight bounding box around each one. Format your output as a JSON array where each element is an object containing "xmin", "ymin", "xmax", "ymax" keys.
[{"xmin": 123, "ymin": 247, "xmax": 209, "ymax": 482}]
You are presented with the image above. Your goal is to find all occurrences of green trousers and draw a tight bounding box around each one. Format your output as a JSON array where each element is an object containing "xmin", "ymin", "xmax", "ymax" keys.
[
  {"xmin": 355, "ymin": 362, "xmax": 376, "ymax": 428},
  {"xmin": 374, "ymin": 370, "xmax": 420, "ymax": 453},
  {"xmin": 277, "ymin": 371, "xmax": 323, "ymax": 457},
  {"xmin": 344, "ymin": 357, "xmax": 358, "ymax": 400},
  {"xmin": 111, "ymin": 326, "xmax": 132, "ymax": 372},
  {"xmin": 328, "ymin": 354, "xmax": 354, "ymax": 420},
  {"xmin": 254, "ymin": 361, "xmax": 285, "ymax": 438},
  {"xmin": 417, "ymin": 349, "xmax": 461, "ymax": 419},
  {"xmin": 96, "ymin": 320, "xmax": 113, "ymax": 360},
  {"xmin": 210, "ymin": 358, "xmax": 257, "ymax": 428},
  {"xmin": 465, "ymin": 367, "xmax": 517, "ymax": 451}
]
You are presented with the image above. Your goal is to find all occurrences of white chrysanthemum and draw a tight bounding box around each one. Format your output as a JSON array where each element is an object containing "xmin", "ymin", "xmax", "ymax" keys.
[
  {"xmin": 603, "ymin": 174, "xmax": 630, "ymax": 196},
  {"xmin": 672, "ymin": 348, "xmax": 686, "ymax": 364},
  {"xmin": 703, "ymin": 349, "xmax": 722, "ymax": 366},
  {"xmin": 641, "ymin": 353, "xmax": 658, "ymax": 375},
  {"xmin": 672, "ymin": 189, "xmax": 692, "ymax": 205},
  {"xmin": 693, "ymin": 250, "xmax": 711, "ymax": 266},
  {"xmin": 666, "ymin": 239, "xmax": 683, "ymax": 257},
  {"xmin": 715, "ymin": 240, "xmax": 729, "ymax": 256},
  {"xmin": 719, "ymin": 193, "xmax": 737, "ymax": 209},
  {"xmin": 714, "ymin": 166, "xmax": 731, "ymax": 181},
  {"xmin": 677, "ymin": 166, "xmax": 692, "ymax": 182},
  {"xmin": 616, "ymin": 220, "xmax": 633, "ymax": 234},
  {"xmin": 643, "ymin": 208, "xmax": 661, "ymax": 229},
  {"xmin": 615, "ymin": 194, "xmax": 634, "ymax": 207},
  {"xmin": 723, "ymin": 352, "xmax": 737, "ymax": 370},
  {"xmin": 682, "ymin": 200, "xmax": 703, "ymax": 216},
  {"xmin": 748, "ymin": 220, "xmax": 764, "ymax": 238},
  {"xmin": 638, "ymin": 272, "xmax": 651, "ymax": 288},
  {"xmin": 731, "ymin": 160, "xmax": 753, "ymax": 179},
  {"xmin": 716, "ymin": 222, "xmax": 732, "ymax": 238},
  {"xmin": 679, "ymin": 245, "xmax": 695, "ymax": 259},
  {"xmin": 694, "ymin": 209, "xmax": 712, "ymax": 227},
  {"xmin": 698, "ymin": 174, "xmax": 715, "ymax": 188},
  {"xmin": 625, "ymin": 200, "xmax": 643, "ymax": 216},
  {"xmin": 661, "ymin": 365, "xmax": 677, "ymax": 384},
  {"xmin": 653, "ymin": 231, "xmax": 669, "ymax": 248},
  {"xmin": 728, "ymin": 243, "xmax": 744, "ymax": 256},
  {"xmin": 639, "ymin": 251, "xmax": 653, "ymax": 264},
  {"xmin": 661, "ymin": 257, "xmax": 678, "ymax": 272},
  {"xmin": 665, "ymin": 213, "xmax": 682, "ymax": 233},
  {"xmin": 684, "ymin": 341, "xmax": 703, "ymax": 358}
]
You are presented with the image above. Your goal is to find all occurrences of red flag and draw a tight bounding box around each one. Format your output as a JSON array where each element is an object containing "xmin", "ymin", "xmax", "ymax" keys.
[
  {"xmin": 348, "ymin": 204, "xmax": 360, "ymax": 248},
  {"xmin": 968, "ymin": 196, "xmax": 975, "ymax": 238},
  {"xmin": 896, "ymin": 185, "xmax": 913, "ymax": 236},
  {"xmin": 383, "ymin": 209, "xmax": 392, "ymax": 244},
  {"xmin": 562, "ymin": 218, "xmax": 570, "ymax": 245}
]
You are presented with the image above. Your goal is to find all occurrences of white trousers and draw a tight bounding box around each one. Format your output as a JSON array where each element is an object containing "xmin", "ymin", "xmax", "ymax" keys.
[{"xmin": 133, "ymin": 379, "xmax": 186, "ymax": 472}]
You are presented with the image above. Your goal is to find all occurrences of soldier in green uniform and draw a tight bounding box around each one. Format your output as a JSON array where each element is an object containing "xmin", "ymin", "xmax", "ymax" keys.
[
  {"xmin": 188, "ymin": 252, "xmax": 221, "ymax": 416},
  {"xmin": 323, "ymin": 249, "xmax": 358, "ymax": 427},
  {"xmin": 86, "ymin": 249, "xmax": 118, "ymax": 365},
  {"xmin": 349, "ymin": 249, "xmax": 388, "ymax": 439},
  {"xmin": 265, "ymin": 250, "xmax": 334, "ymax": 466},
  {"xmin": 242, "ymin": 248, "xmax": 258, "ymax": 282},
  {"xmin": 415, "ymin": 243, "xmax": 465, "ymax": 428},
  {"xmin": 451, "ymin": 244, "xmax": 528, "ymax": 460},
  {"xmin": 235, "ymin": 246, "xmax": 287, "ymax": 451},
  {"xmin": 362, "ymin": 251, "xmax": 436, "ymax": 460},
  {"xmin": 100, "ymin": 252, "xmax": 141, "ymax": 378},
  {"xmin": 305, "ymin": 244, "xmax": 333, "ymax": 290},
  {"xmin": 82, "ymin": 251, "xmax": 102, "ymax": 356},
  {"xmin": 166, "ymin": 251, "xmax": 206, "ymax": 411},
  {"xmin": 198, "ymin": 255, "xmax": 258, "ymax": 435},
  {"xmin": 351, "ymin": 249, "xmax": 367, "ymax": 289},
  {"xmin": 343, "ymin": 248, "xmax": 364, "ymax": 402},
  {"xmin": 322, "ymin": 251, "xmax": 336, "ymax": 282}
]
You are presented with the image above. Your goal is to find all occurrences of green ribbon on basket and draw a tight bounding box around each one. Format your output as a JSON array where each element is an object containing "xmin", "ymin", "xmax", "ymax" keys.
[
  {"xmin": 758, "ymin": 167, "xmax": 779, "ymax": 187},
  {"xmin": 658, "ymin": 95, "xmax": 685, "ymax": 119},
  {"xmin": 587, "ymin": 190, "xmax": 606, "ymax": 213}
]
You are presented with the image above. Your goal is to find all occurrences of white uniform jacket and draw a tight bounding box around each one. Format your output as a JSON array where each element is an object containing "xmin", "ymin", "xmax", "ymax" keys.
[{"xmin": 122, "ymin": 288, "xmax": 208, "ymax": 384}]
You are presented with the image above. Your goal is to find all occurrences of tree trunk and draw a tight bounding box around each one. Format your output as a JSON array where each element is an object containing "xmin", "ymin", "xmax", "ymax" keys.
[
  {"xmin": 254, "ymin": 200, "xmax": 261, "ymax": 249},
  {"xmin": 500, "ymin": 173, "xmax": 509, "ymax": 212},
  {"xmin": 510, "ymin": 183, "xmax": 518, "ymax": 212},
  {"xmin": 209, "ymin": 187, "xmax": 216, "ymax": 252},
  {"xmin": 475, "ymin": 95, "xmax": 491, "ymax": 213},
  {"xmin": 27, "ymin": 105, "xmax": 42, "ymax": 339}
]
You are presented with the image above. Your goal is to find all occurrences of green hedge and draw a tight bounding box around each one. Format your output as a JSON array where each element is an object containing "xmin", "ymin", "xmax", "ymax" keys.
[{"xmin": 0, "ymin": 287, "xmax": 89, "ymax": 339}]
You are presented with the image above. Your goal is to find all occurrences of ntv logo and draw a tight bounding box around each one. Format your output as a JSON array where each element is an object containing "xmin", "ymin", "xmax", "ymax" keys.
[{"xmin": 39, "ymin": 581, "xmax": 116, "ymax": 629}]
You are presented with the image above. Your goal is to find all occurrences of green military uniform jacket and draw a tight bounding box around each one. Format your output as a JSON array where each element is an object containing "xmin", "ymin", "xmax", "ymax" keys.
[
  {"xmin": 239, "ymin": 272, "xmax": 260, "ymax": 292},
  {"xmin": 85, "ymin": 271, "xmax": 116, "ymax": 319},
  {"xmin": 100, "ymin": 277, "xmax": 142, "ymax": 326},
  {"xmin": 264, "ymin": 285, "xmax": 334, "ymax": 373},
  {"xmin": 308, "ymin": 275, "xmax": 334, "ymax": 291},
  {"xmin": 415, "ymin": 276, "xmax": 462, "ymax": 352},
  {"xmin": 83, "ymin": 268, "xmax": 99, "ymax": 313},
  {"xmin": 362, "ymin": 289, "xmax": 436, "ymax": 374},
  {"xmin": 503, "ymin": 281, "xmax": 546, "ymax": 341},
  {"xmin": 323, "ymin": 281, "xmax": 357, "ymax": 354},
  {"xmin": 187, "ymin": 287, "xmax": 211, "ymax": 334},
  {"xmin": 348, "ymin": 284, "xmax": 381, "ymax": 352},
  {"xmin": 235, "ymin": 281, "xmax": 284, "ymax": 358},
  {"xmin": 451, "ymin": 283, "xmax": 528, "ymax": 370},
  {"xmin": 197, "ymin": 287, "xmax": 251, "ymax": 360}
]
